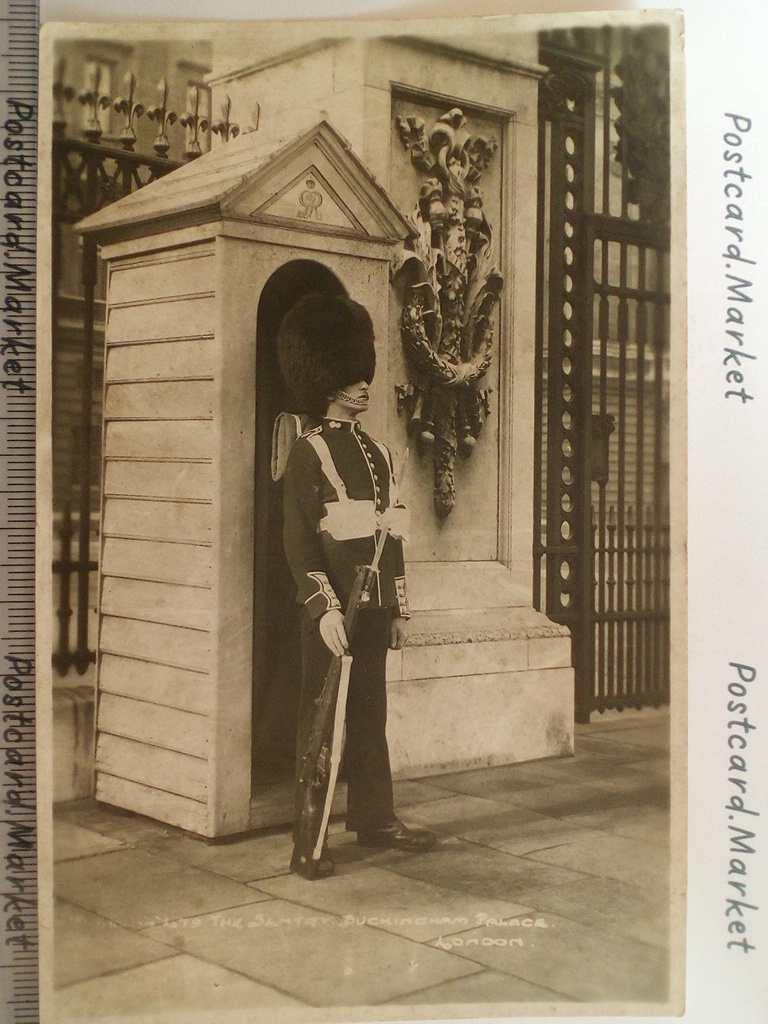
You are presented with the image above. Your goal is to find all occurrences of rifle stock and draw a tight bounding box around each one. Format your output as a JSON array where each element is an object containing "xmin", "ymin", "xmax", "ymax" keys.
[{"xmin": 292, "ymin": 558, "xmax": 381, "ymax": 878}]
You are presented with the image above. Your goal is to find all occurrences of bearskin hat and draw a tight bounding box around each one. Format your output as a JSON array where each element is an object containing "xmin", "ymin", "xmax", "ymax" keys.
[{"xmin": 277, "ymin": 293, "xmax": 376, "ymax": 417}]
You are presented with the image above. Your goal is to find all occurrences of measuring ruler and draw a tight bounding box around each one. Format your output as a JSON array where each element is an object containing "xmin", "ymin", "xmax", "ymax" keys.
[{"xmin": 0, "ymin": 0, "xmax": 39, "ymax": 1022}]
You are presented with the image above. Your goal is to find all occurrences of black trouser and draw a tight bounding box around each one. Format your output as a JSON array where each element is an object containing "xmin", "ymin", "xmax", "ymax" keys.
[{"xmin": 293, "ymin": 606, "xmax": 395, "ymax": 839}]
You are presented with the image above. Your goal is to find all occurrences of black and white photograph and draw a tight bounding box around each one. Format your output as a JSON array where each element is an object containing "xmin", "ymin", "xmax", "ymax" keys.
[{"xmin": 39, "ymin": 10, "xmax": 684, "ymax": 1022}]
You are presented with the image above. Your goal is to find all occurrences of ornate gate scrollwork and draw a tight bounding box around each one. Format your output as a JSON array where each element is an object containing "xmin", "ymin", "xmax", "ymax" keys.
[
  {"xmin": 394, "ymin": 107, "xmax": 503, "ymax": 518},
  {"xmin": 535, "ymin": 33, "xmax": 671, "ymax": 720}
]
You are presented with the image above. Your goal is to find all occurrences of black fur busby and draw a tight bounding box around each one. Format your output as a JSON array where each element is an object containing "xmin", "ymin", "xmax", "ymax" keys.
[{"xmin": 277, "ymin": 293, "xmax": 376, "ymax": 417}]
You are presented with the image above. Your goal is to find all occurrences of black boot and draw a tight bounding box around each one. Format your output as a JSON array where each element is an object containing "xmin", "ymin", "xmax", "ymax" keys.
[{"xmin": 356, "ymin": 820, "xmax": 437, "ymax": 851}]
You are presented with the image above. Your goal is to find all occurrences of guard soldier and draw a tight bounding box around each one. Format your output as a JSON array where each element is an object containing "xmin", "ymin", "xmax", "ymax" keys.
[{"xmin": 278, "ymin": 292, "xmax": 437, "ymax": 879}]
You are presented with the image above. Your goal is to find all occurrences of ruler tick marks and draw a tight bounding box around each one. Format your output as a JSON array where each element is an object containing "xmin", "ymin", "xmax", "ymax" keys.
[{"xmin": 0, "ymin": 2, "xmax": 39, "ymax": 1021}]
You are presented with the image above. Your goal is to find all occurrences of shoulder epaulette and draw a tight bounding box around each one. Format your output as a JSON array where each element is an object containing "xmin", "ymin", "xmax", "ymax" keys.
[{"xmin": 272, "ymin": 412, "xmax": 319, "ymax": 481}]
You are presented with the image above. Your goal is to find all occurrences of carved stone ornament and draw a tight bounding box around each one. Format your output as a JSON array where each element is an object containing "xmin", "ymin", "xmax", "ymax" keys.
[
  {"xmin": 539, "ymin": 61, "xmax": 593, "ymax": 122},
  {"xmin": 394, "ymin": 108, "xmax": 503, "ymax": 518}
]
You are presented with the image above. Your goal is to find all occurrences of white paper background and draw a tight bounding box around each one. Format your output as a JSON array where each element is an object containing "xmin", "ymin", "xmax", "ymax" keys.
[
  {"xmin": 682, "ymin": 4, "xmax": 768, "ymax": 1023},
  {"xmin": 38, "ymin": 1, "xmax": 768, "ymax": 1022}
]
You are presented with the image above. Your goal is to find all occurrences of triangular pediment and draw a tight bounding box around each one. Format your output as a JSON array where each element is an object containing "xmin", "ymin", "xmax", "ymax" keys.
[
  {"xmin": 77, "ymin": 120, "xmax": 411, "ymax": 244},
  {"xmin": 245, "ymin": 164, "xmax": 363, "ymax": 233},
  {"xmin": 221, "ymin": 122, "xmax": 409, "ymax": 241}
]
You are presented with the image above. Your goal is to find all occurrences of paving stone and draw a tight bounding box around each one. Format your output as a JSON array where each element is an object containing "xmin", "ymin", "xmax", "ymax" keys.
[
  {"xmin": 55, "ymin": 799, "xmax": 180, "ymax": 847},
  {"xmin": 384, "ymin": 835, "xmax": 589, "ymax": 902},
  {"xmin": 513, "ymin": 874, "xmax": 670, "ymax": 949},
  {"xmin": 623, "ymin": 757, "xmax": 674, "ymax": 778},
  {"xmin": 589, "ymin": 720, "xmax": 669, "ymax": 745},
  {"xmin": 393, "ymin": 778, "xmax": 454, "ymax": 808},
  {"xmin": 428, "ymin": 763, "xmax": 552, "ymax": 799},
  {"xmin": 54, "ymin": 899, "xmax": 176, "ymax": 988},
  {"xmin": 499, "ymin": 778, "xmax": 668, "ymax": 818},
  {"xmin": 611, "ymin": 730, "xmax": 670, "ymax": 752},
  {"xmin": 142, "ymin": 898, "xmax": 479, "ymax": 1006},
  {"xmin": 54, "ymin": 821, "xmax": 126, "ymax": 863},
  {"xmin": 400, "ymin": 792, "xmax": 533, "ymax": 833},
  {"xmin": 255, "ymin": 864, "xmax": 535, "ymax": 943},
  {"xmin": 524, "ymin": 832, "xmax": 670, "ymax": 891},
  {"xmin": 572, "ymin": 734, "xmax": 652, "ymax": 761},
  {"xmin": 51, "ymin": 711, "xmax": 672, "ymax": 1015},
  {"xmin": 387, "ymin": 967, "xmax": 573, "ymax": 1005},
  {"xmin": 424, "ymin": 911, "xmax": 669, "ymax": 1003},
  {"xmin": 52, "ymin": 953, "xmax": 302, "ymax": 1021},
  {"xmin": 55, "ymin": 848, "xmax": 272, "ymax": 929},
  {"xmin": 490, "ymin": 780, "xmax": 629, "ymax": 816},
  {"xmin": 589, "ymin": 776, "xmax": 670, "ymax": 813},
  {"xmin": 572, "ymin": 739, "xmax": 662, "ymax": 765},
  {"xmin": 590, "ymin": 773, "xmax": 670, "ymax": 805},
  {"xmin": 566, "ymin": 804, "xmax": 670, "ymax": 843},
  {"xmin": 556, "ymin": 775, "xmax": 671, "ymax": 817},
  {"xmin": 397, "ymin": 794, "xmax": 598, "ymax": 854},
  {"xmin": 586, "ymin": 711, "xmax": 668, "ymax": 733},
  {"xmin": 433, "ymin": 807, "xmax": 603, "ymax": 857},
  {"xmin": 527, "ymin": 756, "xmax": 653, "ymax": 784},
  {"xmin": 144, "ymin": 828, "xmax": 294, "ymax": 883}
]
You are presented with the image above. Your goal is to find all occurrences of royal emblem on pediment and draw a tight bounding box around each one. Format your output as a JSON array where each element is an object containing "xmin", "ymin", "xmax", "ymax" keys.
[{"xmin": 251, "ymin": 166, "xmax": 358, "ymax": 231}]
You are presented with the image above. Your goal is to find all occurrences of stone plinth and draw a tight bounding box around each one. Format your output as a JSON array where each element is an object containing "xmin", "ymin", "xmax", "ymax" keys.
[{"xmin": 386, "ymin": 562, "xmax": 573, "ymax": 776}]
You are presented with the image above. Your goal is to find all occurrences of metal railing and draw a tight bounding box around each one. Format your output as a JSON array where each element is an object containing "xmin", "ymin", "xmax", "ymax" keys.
[
  {"xmin": 51, "ymin": 57, "xmax": 250, "ymax": 674},
  {"xmin": 534, "ymin": 26, "xmax": 671, "ymax": 720}
]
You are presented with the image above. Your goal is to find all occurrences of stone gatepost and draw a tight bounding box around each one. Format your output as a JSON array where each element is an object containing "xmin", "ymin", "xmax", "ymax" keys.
[{"xmin": 208, "ymin": 34, "xmax": 576, "ymax": 780}]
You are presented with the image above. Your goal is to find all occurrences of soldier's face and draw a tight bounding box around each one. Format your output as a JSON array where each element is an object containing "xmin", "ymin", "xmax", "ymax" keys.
[{"xmin": 332, "ymin": 380, "xmax": 370, "ymax": 416}]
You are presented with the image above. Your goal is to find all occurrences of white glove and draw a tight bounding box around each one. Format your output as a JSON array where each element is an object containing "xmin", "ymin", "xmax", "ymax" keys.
[{"xmin": 319, "ymin": 609, "xmax": 348, "ymax": 657}]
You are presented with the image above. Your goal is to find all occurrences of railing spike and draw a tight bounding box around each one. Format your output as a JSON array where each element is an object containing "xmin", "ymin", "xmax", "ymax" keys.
[
  {"xmin": 211, "ymin": 94, "xmax": 240, "ymax": 143},
  {"xmin": 242, "ymin": 101, "xmax": 261, "ymax": 135},
  {"xmin": 113, "ymin": 71, "xmax": 145, "ymax": 152},
  {"xmin": 53, "ymin": 58, "xmax": 75, "ymax": 135},
  {"xmin": 78, "ymin": 62, "xmax": 112, "ymax": 143},
  {"xmin": 180, "ymin": 83, "xmax": 209, "ymax": 160},
  {"xmin": 147, "ymin": 77, "xmax": 178, "ymax": 158}
]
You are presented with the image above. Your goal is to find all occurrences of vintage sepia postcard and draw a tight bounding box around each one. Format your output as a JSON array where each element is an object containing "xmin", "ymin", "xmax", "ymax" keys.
[{"xmin": 36, "ymin": 10, "xmax": 687, "ymax": 1023}]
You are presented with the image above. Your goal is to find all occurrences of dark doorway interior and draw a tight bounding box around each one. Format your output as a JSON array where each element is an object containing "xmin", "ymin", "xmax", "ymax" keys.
[{"xmin": 252, "ymin": 260, "xmax": 347, "ymax": 797}]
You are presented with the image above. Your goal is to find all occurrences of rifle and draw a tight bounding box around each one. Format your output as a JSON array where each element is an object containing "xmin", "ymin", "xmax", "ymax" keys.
[{"xmin": 291, "ymin": 525, "xmax": 390, "ymax": 880}]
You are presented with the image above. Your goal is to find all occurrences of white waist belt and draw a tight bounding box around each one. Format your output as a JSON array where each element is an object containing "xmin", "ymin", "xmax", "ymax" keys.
[
  {"xmin": 319, "ymin": 500, "xmax": 378, "ymax": 540},
  {"xmin": 319, "ymin": 502, "xmax": 411, "ymax": 542}
]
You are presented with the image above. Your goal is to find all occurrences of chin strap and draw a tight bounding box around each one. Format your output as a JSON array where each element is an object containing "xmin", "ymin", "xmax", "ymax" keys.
[{"xmin": 334, "ymin": 389, "xmax": 368, "ymax": 408}]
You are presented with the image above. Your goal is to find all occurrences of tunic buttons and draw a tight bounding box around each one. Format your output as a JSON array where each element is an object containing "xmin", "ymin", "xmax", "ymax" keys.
[{"xmin": 354, "ymin": 432, "xmax": 384, "ymax": 507}]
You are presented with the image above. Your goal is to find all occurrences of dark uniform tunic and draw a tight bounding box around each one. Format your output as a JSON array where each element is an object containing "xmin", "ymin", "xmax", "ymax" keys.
[{"xmin": 282, "ymin": 417, "xmax": 410, "ymax": 834}]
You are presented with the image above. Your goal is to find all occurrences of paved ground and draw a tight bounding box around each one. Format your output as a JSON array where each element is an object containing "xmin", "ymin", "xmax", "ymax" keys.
[{"xmin": 51, "ymin": 709, "xmax": 671, "ymax": 1021}]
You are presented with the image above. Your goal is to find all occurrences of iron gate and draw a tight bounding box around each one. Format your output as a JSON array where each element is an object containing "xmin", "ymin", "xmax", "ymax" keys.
[{"xmin": 534, "ymin": 28, "xmax": 671, "ymax": 721}]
